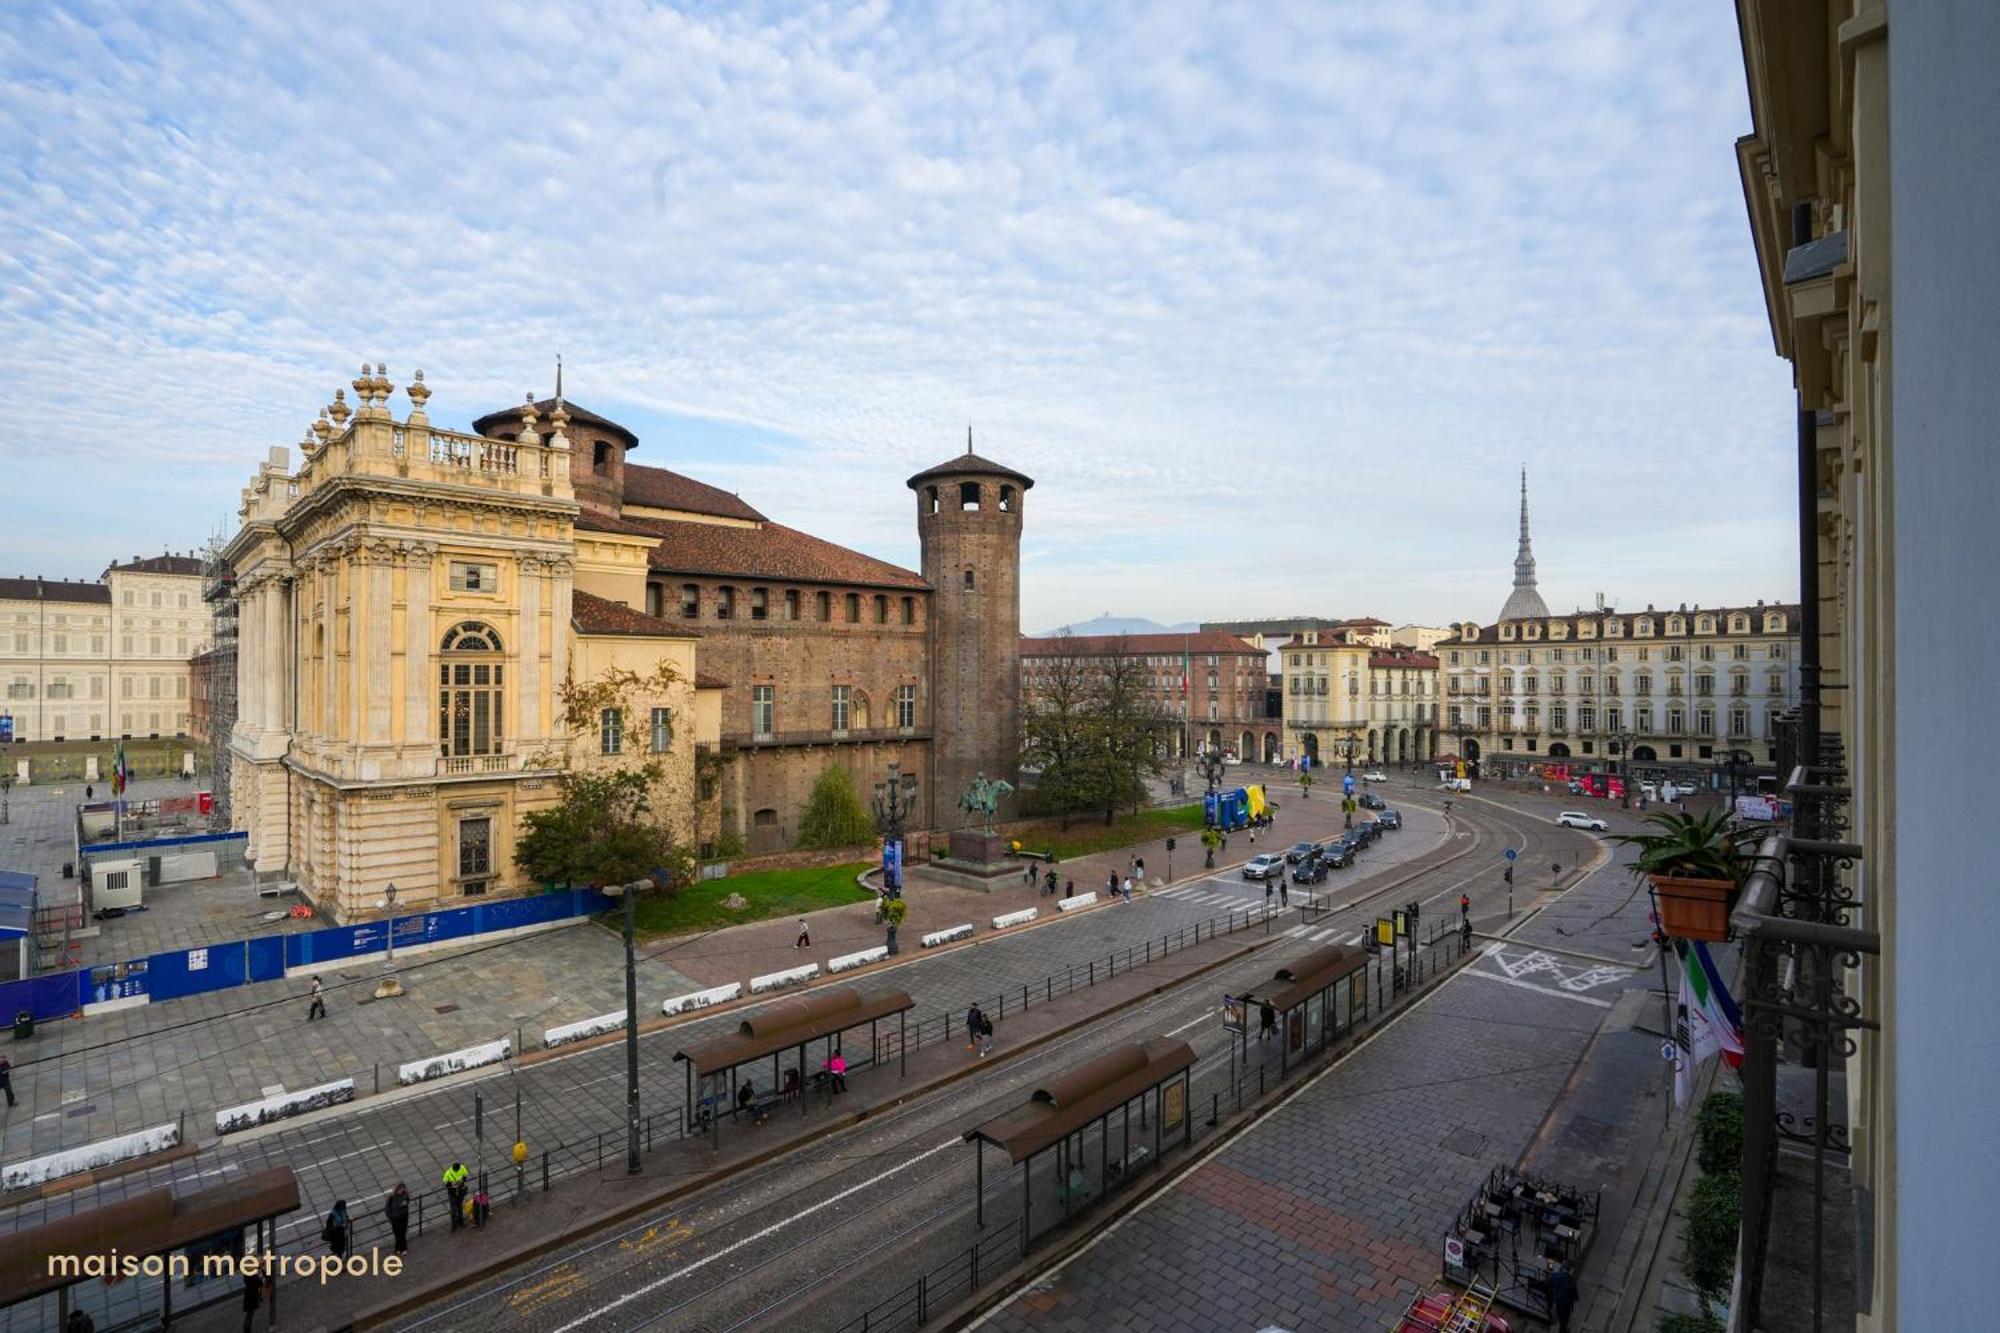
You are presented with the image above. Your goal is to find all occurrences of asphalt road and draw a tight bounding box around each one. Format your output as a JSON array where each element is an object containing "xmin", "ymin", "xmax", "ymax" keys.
[{"xmin": 390, "ymin": 784, "xmax": 1595, "ymax": 1333}]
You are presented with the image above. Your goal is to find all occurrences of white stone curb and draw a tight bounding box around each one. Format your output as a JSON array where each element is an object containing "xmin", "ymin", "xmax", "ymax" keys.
[
  {"xmin": 750, "ymin": 963, "xmax": 819, "ymax": 995},
  {"xmin": 1056, "ymin": 892, "xmax": 1098, "ymax": 912},
  {"xmin": 921, "ymin": 923, "xmax": 976, "ymax": 948},
  {"xmin": 992, "ymin": 907, "xmax": 1039, "ymax": 930},
  {"xmin": 829, "ymin": 946, "xmax": 888, "ymax": 973},
  {"xmin": 216, "ymin": 1079, "xmax": 355, "ymax": 1136},
  {"xmin": 543, "ymin": 1011, "xmax": 627, "ymax": 1049},
  {"xmin": 662, "ymin": 982, "xmax": 742, "ymax": 1016},
  {"xmin": 4, "ymin": 1123, "xmax": 182, "ymax": 1192},
  {"xmin": 398, "ymin": 1038, "xmax": 510, "ymax": 1087}
]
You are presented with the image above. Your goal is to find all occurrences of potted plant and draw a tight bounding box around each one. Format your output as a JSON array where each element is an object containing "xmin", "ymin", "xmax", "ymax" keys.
[
  {"xmin": 880, "ymin": 896, "xmax": 908, "ymax": 955},
  {"xmin": 1611, "ymin": 807, "xmax": 1759, "ymax": 941},
  {"xmin": 1200, "ymin": 827, "xmax": 1223, "ymax": 869}
]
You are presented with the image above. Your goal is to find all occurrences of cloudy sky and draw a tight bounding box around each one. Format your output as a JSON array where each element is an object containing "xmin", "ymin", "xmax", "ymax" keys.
[{"xmin": 0, "ymin": 0, "xmax": 1795, "ymax": 630}]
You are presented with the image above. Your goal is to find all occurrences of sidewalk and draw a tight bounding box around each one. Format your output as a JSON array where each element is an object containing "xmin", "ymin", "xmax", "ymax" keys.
[{"xmin": 154, "ymin": 928, "xmax": 1270, "ymax": 1333}]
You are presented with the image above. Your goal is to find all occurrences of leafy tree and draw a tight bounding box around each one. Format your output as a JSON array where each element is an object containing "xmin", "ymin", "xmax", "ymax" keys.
[
  {"xmin": 1088, "ymin": 639, "xmax": 1175, "ymax": 824},
  {"xmin": 515, "ymin": 764, "xmax": 693, "ymax": 891},
  {"xmin": 797, "ymin": 765, "xmax": 876, "ymax": 849},
  {"xmin": 1021, "ymin": 632, "xmax": 1100, "ymax": 829}
]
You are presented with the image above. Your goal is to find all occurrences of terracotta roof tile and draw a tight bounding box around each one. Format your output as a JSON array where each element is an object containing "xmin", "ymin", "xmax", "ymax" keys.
[
  {"xmin": 621, "ymin": 463, "xmax": 767, "ymax": 522},
  {"xmin": 104, "ymin": 554, "xmax": 204, "ymax": 576},
  {"xmin": 0, "ymin": 577, "xmax": 111, "ymax": 605},
  {"xmin": 906, "ymin": 450, "xmax": 1035, "ymax": 490},
  {"xmin": 628, "ymin": 515, "xmax": 927, "ymax": 591},
  {"xmin": 1370, "ymin": 648, "xmax": 1440, "ymax": 669},
  {"xmin": 1020, "ymin": 631, "xmax": 1262, "ymax": 657},
  {"xmin": 571, "ymin": 589, "xmax": 700, "ymax": 638}
]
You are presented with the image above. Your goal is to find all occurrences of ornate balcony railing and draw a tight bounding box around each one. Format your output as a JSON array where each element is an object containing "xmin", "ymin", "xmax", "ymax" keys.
[{"xmin": 1731, "ymin": 759, "xmax": 1875, "ymax": 1333}]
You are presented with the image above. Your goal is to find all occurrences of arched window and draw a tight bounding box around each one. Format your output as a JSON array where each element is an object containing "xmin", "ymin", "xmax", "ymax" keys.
[
  {"xmin": 901, "ymin": 596, "xmax": 916, "ymax": 626},
  {"xmin": 959, "ymin": 481, "xmax": 981, "ymax": 511},
  {"xmin": 680, "ymin": 584, "xmax": 699, "ymax": 619},
  {"xmin": 592, "ymin": 441, "xmax": 611, "ymax": 475},
  {"xmin": 874, "ymin": 595, "xmax": 888, "ymax": 624},
  {"xmin": 439, "ymin": 622, "xmax": 504, "ymax": 757},
  {"xmin": 999, "ymin": 485, "xmax": 1016, "ymax": 513},
  {"xmin": 925, "ymin": 485, "xmax": 940, "ymax": 515}
]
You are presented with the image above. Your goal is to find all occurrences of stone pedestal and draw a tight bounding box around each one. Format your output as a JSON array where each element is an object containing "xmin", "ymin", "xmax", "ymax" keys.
[
  {"xmin": 949, "ymin": 830, "xmax": 1007, "ymax": 865},
  {"xmin": 924, "ymin": 829, "xmax": 1019, "ymax": 893}
]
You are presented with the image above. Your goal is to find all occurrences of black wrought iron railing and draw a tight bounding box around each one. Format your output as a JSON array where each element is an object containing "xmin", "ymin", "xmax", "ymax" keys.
[{"xmin": 1731, "ymin": 761, "xmax": 1876, "ymax": 1333}]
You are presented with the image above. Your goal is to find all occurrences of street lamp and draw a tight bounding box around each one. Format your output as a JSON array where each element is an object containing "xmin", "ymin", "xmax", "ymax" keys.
[
  {"xmin": 1724, "ymin": 747, "xmax": 1753, "ymax": 806},
  {"xmin": 870, "ymin": 761, "xmax": 919, "ymax": 901},
  {"xmin": 373, "ymin": 882, "xmax": 403, "ymax": 999},
  {"xmin": 601, "ymin": 877, "xmax": 654, "ymax": 1175},
  {"xmin": 0, "ymin": 771, "xmax": 12, "ymax": 825},
  {"xmin": 1615, "ymin": 729, "xmax": 1636, "ymax": 808}
]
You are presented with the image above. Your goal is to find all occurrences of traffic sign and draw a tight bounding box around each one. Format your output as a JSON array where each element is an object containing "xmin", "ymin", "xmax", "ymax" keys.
[{"xmin": 1504, "ymin": 847, "xmax": 1518, "ymax": 862}]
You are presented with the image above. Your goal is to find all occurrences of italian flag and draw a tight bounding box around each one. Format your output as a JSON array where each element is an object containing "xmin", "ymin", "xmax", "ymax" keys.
[
  {"xmin": 1672, "ymin": 939, "xmax": 1745, "ymax": 1107},
  {"xmin": 112, "ymin": 741, "xmax": 129, "ymax": 796}
]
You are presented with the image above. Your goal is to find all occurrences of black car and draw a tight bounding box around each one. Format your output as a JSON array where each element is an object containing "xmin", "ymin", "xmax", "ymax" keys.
[
  {"xmin": 1354, "ymin": 820, "xmax": 1382, "ymax": 843},
  {"xmin": 1284, "ymin": 841, "xmax": 1318, "ymax": 865},
  {"xmin": 1333, "ymin": 831, "xmax": 1366, "ymax": 853},
  {"xmin": 1291, "ymin": 856, "xmax": 1328, "ymax": 885},
  {"xmin": 1359, "ymin": 792, "xmax": 1387, "ymax": 811},
  {"xmin": 1316, "ymin": 841, "xmax": 1352, "ymax": 868},
  {"xmin": 1377, "ymin": 809, "xmax": 1403, "ymax": 830}
]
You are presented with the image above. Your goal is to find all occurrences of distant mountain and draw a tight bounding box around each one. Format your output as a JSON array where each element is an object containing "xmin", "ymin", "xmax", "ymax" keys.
[{"xmin": 1033, "ymin": 614, "xmax": 1204, "ymax": 638}]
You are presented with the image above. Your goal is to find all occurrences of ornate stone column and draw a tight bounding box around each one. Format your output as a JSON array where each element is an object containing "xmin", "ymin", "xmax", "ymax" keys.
[{"xmin": 362, "ymin": 540, "xmax": 396, "ymax": 745}]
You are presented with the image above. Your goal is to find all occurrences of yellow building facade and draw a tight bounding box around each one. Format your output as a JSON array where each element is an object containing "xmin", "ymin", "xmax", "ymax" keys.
[{"xmin": 224, "ymin": 368, "xmax": 712, "ymax": 920}]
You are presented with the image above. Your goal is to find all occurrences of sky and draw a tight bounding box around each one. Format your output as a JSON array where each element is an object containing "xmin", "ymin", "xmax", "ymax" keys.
[{"xmin": 0, "ymin": 0, "xmax": 1798, "ymax": 630}]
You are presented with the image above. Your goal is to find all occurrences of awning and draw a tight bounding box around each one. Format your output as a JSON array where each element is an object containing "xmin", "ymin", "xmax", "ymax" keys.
[
  {"xmin": 672, "ymin": 986, "xmax": 913, "ymax": 1075},
  {"xmin": 0, "ymin": 873, "xmax": 36, "ymax": 940},
  {"xmin": 1237, "ymin": 945, "xmax": 1369, "ymax": 1014},
  {"xmin": 965, "ymin": 1038, "xmax": 1195, "ymax": 1164}
]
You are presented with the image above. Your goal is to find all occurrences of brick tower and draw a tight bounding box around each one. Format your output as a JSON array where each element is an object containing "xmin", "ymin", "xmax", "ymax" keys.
[{"xmin": 909, "ymin": 440, "xmax": 1032, "ymax": 828}]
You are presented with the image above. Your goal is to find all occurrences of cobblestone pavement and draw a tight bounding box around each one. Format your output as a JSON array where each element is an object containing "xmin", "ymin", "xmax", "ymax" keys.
[
  {"xmin": 0, "ymin": 775, "xmax": 1449, "ymax": 1169},
  {"xmin": 979, "ymin": 814, "xmax": 1662, "ymax": 1333}
]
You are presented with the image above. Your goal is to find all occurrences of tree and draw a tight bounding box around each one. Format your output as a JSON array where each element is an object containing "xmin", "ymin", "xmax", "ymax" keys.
[
  {"xmin": 1021, "ymin": 633, "xmax": 1100, "ymax": 829},
  {"xmin": 515, "ymin": 764, "xmax": 693, "ymax": 891},
  {"xmin": 1088, "ymin": 639, "xmax": 1176, "ymax": 824},
  {"xmin": 797, "ymin": 765, "xmax": 875, "ymax": 849}
]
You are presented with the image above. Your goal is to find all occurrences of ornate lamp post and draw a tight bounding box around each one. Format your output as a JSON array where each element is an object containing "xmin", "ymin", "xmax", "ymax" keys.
[
  {"xmin": 871, "ymin": 761, "xmax": 919, "ymax": 901},
  {"xmin": 373, "ymin": 882, "xmax": 403, "ymax": 999},
  {"xmin": 599, "ymin": 877, "xmax": 653, "ymax": 1175},
  {"xmin": 1615, "ymin": 729, "xmax": 1636, "ymax": 809}
]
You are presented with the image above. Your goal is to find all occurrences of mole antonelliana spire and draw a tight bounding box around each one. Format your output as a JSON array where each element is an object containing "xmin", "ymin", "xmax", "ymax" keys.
[{"xmin": 1497, "ymin": 466, "xmax": 1552, "ymax": 621}]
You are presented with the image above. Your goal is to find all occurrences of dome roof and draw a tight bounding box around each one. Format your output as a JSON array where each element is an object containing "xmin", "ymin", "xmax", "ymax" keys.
[{"xmin": 905, "ymin": 449, "xmax": 1034, "ymax": 491}]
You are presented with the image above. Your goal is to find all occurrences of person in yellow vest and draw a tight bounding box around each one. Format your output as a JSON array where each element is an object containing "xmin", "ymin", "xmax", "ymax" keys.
[{"xmin": 442, "ymin": 1160, "xmax": 469, "ymax": 1231}]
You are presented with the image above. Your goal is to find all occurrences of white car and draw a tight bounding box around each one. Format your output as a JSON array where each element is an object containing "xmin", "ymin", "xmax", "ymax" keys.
[
  {"xmin": 1362, "ymin": 770, "xmax": 1388, "ymax": 783},
  {"xmin": 1556, "ymin": 811, "xmax": 1608, "ymax": 832}
]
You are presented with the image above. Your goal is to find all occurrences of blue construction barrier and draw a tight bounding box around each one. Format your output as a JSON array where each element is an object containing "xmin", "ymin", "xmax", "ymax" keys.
[{"xmin": 0, "ymin": 970, "xmax": 86, "ymax": 1023}]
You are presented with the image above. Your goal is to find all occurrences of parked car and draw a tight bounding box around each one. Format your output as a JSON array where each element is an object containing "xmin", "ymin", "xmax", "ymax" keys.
[
  {"xmin": 1359, "ymin": 792, "xmax": 1386, "ymax": 810},
  {"xmin": 1316, "ymin": 841, "xmax": 1353, "ymax": 868},
  {"xmin": 1354, "ymin": 820, "xmax": 1383, "ymax": 844},
  {"xmin": 1334, "ymin": 830, "xmax": 1366, "ymax": 852},
  {"xmin": 1377, "ymin": 808, "xmax": 1403, "ymax": 830},
  {"xmin": 1284, "ymin": 841, "xmax": 1319, "ymax": 865},
  {"xmin": 1291, "ymin": 856, "xmax": 1328, "ymax": 885},
  {"xmin": 1556, "ymin": 810, "xmax": 1609, "ymax": 832},
  {"xmin": 1362, "ymin": 770, "xmax": 1388, "ymax": 783},
  {"xmin": 1242, "ymin": 853, "xmax": 1286, "ymax": 881}
]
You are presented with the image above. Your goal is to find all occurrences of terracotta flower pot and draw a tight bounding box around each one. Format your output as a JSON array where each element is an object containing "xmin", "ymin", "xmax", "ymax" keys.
[{"xmin": 1649, "ymin": 874, "xmax": 1737, "ymax": 942}]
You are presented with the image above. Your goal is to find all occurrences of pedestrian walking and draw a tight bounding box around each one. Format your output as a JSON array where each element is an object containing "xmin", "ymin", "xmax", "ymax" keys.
[
  {"xmin": 1121, "ymin": 876, "xmax": 1134, "ymax": 901},
  {"xmin": 965, "ymin": 1003, "xmax": 985, "ymax": 1052},
  {"xmin": 306, "ymin": 977, "xmax": 326, "ymax": 1022},
  {"xmin": 443, "ymin": 1160, "xmax": 469, "ymax": 1231},
  {"xmin": 0, "ymin": 1054, "xmax": 16, "ymax": 1108},
  {"xmin": 321, "ymin": 1199, "xmax": 350, "ymax": 1258},
  {"xmin": 1063, "ymin": 878, "xmax": 1074, "ymax": 899},
  {"xmin": 1550, "ymin": 1261, "xmax": 1579, "ymax": 1333},
  {"xmin": 795, "ymin": 918, "xmax": 811, "ymax": 949},
  {"xmin": 384, "ymin": 1182, "xmax": 411, "ymax": 1254},
  {"xmin": 84, "ymin": 784, "xmax": 94, "ymax": 801},
  {"xmin": 1105, "ymin": 871, "xmax": 1118, "ymax": 898},
  {"xmin": 1459, "ymin": 893, "xmax": 1471, "ymax": 921},
  {"xmin": 977, "ymin": 1014, "xmax": 994, "ymax": 1057},
  {"xmin": 1258, "ymin": 1001, "xmax": 1277, "ymax": 1042},
  {"xmin": 1043, "ymin": 868, "xmax": 1057, "ymax": 896},
  {"xmin": 1023, "ymin": 860, "xmax": 1036, "ymax": 886},
  {"xmin": 472, "ymin": 1185, "xmax": 491, "ymax": 1228},
  {"xmin": 238, "ymin": 1276, "xmax": 263, "ymax": 1333},
  {"xmin": 1279, "ymin": 879, "xmax": 1289, "ymax": 907}
]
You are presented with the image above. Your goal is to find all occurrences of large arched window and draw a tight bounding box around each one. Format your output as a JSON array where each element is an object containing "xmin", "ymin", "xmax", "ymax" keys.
[{"xmin": 439, "ymin": 622, "xmax": 504, "ymax": 757}]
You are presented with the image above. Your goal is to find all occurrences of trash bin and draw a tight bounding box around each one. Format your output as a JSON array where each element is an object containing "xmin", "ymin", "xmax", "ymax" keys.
[
  {"xmin": 13, "ymin": 1010, "xmax": 33, "ymax": 1041},
  {"xmin": 61, "ymin": 861, "xmax": 74, "ymax": 879}
]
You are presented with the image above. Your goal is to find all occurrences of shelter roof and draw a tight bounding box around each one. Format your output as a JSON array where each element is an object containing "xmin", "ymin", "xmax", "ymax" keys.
[
  {"xmin": 673, "ymin": 986, "xmax": 914, "ymax": 1074},
  {"xmin": 1237, "ymin": 945, "xmax": 1369, "ymax": 1013},
  {"xmin": 965, "ymin": 1037, "xmax": 1194, "ymax": 1164}
]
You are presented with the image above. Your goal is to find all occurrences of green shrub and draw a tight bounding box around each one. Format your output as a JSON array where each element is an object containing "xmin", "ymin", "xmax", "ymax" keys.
[
  {"xmin": 796, "ymin": 766, "xmax": 876, "ymax": 849},
  {"xmin": 1659, "ymin": 1312, "xmax": 1725, "ymax": 1333},
  {"xmin": 1682, "ymin": 1171, "xmax": 1742, "ymax": 1308},
  {"xmin": 1696, "ymin": 1091, "xmax": 1745, "ymax": 1178}
]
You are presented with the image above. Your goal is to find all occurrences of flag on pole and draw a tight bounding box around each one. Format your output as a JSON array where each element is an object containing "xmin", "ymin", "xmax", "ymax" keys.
[
  {"xmin": 112, "ymin": 741, "xmax": 128, "ymax": 796},
  {"xmin": 1672, "ymin": 939, "xmax": 1745, "ymax": 1106}
]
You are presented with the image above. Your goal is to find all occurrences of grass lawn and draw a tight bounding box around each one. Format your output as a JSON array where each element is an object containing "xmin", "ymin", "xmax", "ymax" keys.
[
  {"xmin": 1003, "ymin": 803, "xmax": 1207, "ymax": 860},
  {"xmin": 626, "ymin": 861, "xmax": 874, "ymax": 940}
]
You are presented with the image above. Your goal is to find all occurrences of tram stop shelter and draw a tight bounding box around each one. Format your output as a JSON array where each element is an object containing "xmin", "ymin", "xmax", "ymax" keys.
[
  {"xmin": 673, "ymin": 985, "xmax": 913, "ymax": 1140},
  {"xmin": 1231, "ymin": 944, "xmax": 1371, "ymax": 1078},
  {"xmin": 963, "ymin": 1037, "xmax": 1195, "ymax": 1246},
  {"xmin": 0, "ymin": 1166, "xmax": 300, "ymax": 1329}
]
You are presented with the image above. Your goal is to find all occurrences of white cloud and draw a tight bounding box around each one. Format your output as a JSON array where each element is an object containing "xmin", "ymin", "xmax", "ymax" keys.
[{"xmin": 0, "ymin": 0, "xmax": 1796, "ymax": 626}]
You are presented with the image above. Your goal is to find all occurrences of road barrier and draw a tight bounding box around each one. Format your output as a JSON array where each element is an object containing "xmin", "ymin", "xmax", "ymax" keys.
[
  {"xmin": 921, "ymin": 924, "xmax": 976, "ymax": 948},
  {"xmin": 991, "ymin": 907, "xmax": 1039, "ymax": 930},
  {"xmin": 829, "ymin": 946, "xmax": 889, "ymax": 973},
  {"xmin": 543, "ymin": 1011, "xmax": 627, "ymax": 1049},
  {"xmin": 4, "ymin": 1122, "xmax": 182, "ymax": 1192},
  {"xmin": 1055, "ymin": 892, "xmax": 1097, "ymax": 912},
  {"xmin": 215, "ymin": 1078, "xmax": 355, "ymax": 1136},
  {"xmin": 662, "ymin": 982, "xmax": 742, "ymax": 1016},
  {"xmin": 397, "ymin": 1038, "xmax": 510, "ymax": 1087},
  {"xmin": 750, "ymin": 963, "xmax": 819, "ymax": 995}
]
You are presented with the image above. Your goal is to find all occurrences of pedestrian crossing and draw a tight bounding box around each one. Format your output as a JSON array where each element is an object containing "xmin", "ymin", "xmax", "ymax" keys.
[{"xmin": 1151, "ymin": 885, "xmax": 1254, "ymax": 905}]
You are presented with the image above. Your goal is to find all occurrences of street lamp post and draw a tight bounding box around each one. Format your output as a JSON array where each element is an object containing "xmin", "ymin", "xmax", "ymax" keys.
[
  {"xmin": 1615, "ymin": 730, "xmax": 1636, "ymax": 809},
  {"xmin": 870, "ymin": 761, "xmax": 919, "ymax": 901},
  {"xmin": 373, "ymin": 882, "xmax": 403, "ymax": 999},
  {"xmin": 0, "ymin": 771, "xmax": 12, "ymax": 825},
  {"xmin": 601, "ymin": 877, "xmax": 653, "ymax": 1175}
]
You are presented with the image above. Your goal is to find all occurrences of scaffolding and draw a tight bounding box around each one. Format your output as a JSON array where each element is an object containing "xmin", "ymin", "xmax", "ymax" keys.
[{"xmin": 200, "ymin": 537, "xmax": 238, "ymax": 824}]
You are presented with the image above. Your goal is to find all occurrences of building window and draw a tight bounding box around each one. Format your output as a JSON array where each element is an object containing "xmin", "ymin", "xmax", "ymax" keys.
[
  {"xmin": 831, "ymin": 685, "xmax": 850, "ymax": 734},
  {"xmin": 592, "ymin": 441, "xmax": 612, "ymax": 475},
  {"xmin": 92, "ymin": 635, "xmax": 103, "ymax": 653},
  {"xmin": 151, "ymin": 592, "xmax": 161, "ymax": 608},
  {"xmin": 458, "ymin": 817, "xmax": 492, "ymax": 887},
  {"xmin": 1767, "ymin": 672, "xmax": 1784, "ymax": 695},
  {"xmin": 874, "ymin": 595, "xmax": 888, "ymax": 624},
  {"xmin": 925, "ymin": 485, "xmax": 940, "ymax": 514},
  {"xmin": 1733, "ymin": 643, "xmax": 1748, "ymax": 660},
  {"xmin": 715, "ymin": 587, "xmax": 735, "ymax": 620},
  {"xmin": 895, "ymin": 683, "xmax": 915, "ymax": 729},
  {"xmin": 785, "ymin": 590, "xmax": 801, "ymax": 621},
  {"xmin": 901, "ymin": 596, "xmax": 915, "ymax": 626},
  {"xmin": 999, "ymin": 484, "xmax": 1016, "ymax": 512},
  {"xmin": 750, "ymin": 588, "xmax": 769, "ymax": 621},
  {"xmin": 1695, "ymin": 674, "xmax": 1713, "ymax": 696},
  {"xmin": 438, "ymin": 621, "xmax": 505, "ymax": 757},
  {"xmin": 1730, "ymin": 708, "xmax": 1750, "ymax": 736},
  {"xmin": 1769, "ymin": 643, "xmax": 1786, "ymax": 659},
  {"xmin": 959, "ymin": 481, "xmax": 981, "ymax": 511},
  {"xmin": 450, "ymin": 561, "xmax": 498, "ymax": 593},
  {"xmin": 680, "ymin": 584, "xmax": 699, "ymax": 619},
  {"xmin": 650, "ymin": 707, "xmax": 672, "ymax": 753},
  {"xmin": 149, "ymin": 636, "xmax": 161, "ymax": 655},
  {"xmin": 816, "ymin": 591, "xmax": 831, "ymax": 621},
  {"xmin": 752, "ymin": 684, "xmax": 774, "ymax": 737},
  {"xmin": 600, "ymin": 707, "xmax": 623, "ymax": 754},
  {"xmin": 963, "ymin": 568, "xmax": 975, "ymax": 590},
  {"xmin": 645, "ymin": 584, "xmax": 664, "ymax": 618}
]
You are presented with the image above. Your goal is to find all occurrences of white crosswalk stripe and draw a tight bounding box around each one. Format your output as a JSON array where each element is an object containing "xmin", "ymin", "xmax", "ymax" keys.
[
  {"xmin": 1310, "ymin": 928, "xmax": 1339, "ymax": 942},
  {"xmin": 1284, "ymin": 925, "xmax": 1313, "ymax": 938}
]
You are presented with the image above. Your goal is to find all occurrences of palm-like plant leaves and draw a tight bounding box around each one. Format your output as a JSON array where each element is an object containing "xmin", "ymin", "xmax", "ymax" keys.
[{"xmin": 1609, "ymin": 807, "xmax": 1759, "ymax": 882}]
